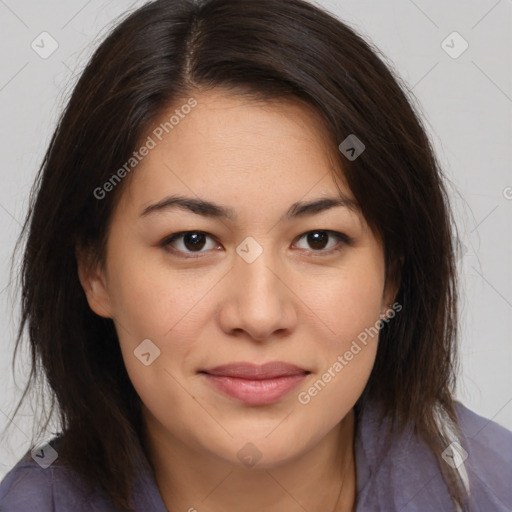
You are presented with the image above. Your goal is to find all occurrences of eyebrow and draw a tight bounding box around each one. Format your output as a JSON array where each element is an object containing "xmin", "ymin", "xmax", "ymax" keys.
[{"xmin": 140, "ymin": 193, "xmax": 360, "ymax": 221}]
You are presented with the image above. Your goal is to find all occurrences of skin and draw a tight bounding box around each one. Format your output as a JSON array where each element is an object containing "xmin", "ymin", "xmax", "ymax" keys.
[{"xmin": 78, "ymin": 89, "xmax": 398, "ymax": 511}]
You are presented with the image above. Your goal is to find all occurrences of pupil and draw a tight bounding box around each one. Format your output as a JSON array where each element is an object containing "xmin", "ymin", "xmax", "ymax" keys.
[
  {"xmin": 308, "ymin": 231, "xmax": 328, "ymax": 250},
  {"xmin": 184, "ymin": 232, "xmax": 206, "ymax": 251}
]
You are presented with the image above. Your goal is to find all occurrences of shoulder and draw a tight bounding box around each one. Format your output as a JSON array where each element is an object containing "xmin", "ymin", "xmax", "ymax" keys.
[
  {"xmin": 355, "ymin": 400, "xmax": 512, "ymax": 511},
  {"xmin": 0, "ymin": 446, "xmax": 114, "ymax": 512},
  {"xmin": 453, "ymin": 402, "xmax": 512, "ymax": 507},
  {"xmin": 454, "ymin": 400, "xmax": 512, "ymax": 452}
]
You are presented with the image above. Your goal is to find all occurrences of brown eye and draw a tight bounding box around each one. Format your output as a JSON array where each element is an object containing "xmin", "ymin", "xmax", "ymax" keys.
[
  {"xmin": 180, "ymin": 232, "xmax": 207, "ymax": 251},
  {"xmin": 161, "ymin": 231, "xmax": 219, "ymax": 257},
  {"xmin": 294, "ymin": 230, "xmax": 349, "ymax": 254}
]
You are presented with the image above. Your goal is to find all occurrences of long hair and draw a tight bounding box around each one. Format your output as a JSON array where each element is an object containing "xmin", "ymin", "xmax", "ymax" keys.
[{"xmin": 9, "ymin": 0, "xmax": 467, "ymax": 509}]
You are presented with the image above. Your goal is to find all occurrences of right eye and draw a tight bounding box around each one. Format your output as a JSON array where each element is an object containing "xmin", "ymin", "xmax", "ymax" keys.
[{"xmin": 160, "ymin": 231, "xmax": 221, "ymax": 258}]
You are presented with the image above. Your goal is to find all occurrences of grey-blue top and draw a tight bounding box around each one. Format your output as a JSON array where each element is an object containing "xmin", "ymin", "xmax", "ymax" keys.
[{"xmin": 1, "ymin": 401, "xmax": 511, "ymax": 511}]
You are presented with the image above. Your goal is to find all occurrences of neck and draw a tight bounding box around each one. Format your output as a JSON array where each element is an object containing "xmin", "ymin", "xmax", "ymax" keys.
[{"xmin": 143, "ymin": 408, "xmax": 357, "ymax": 512}]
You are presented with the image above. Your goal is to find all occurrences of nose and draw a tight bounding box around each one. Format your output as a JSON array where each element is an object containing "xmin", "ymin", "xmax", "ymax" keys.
[{"xmin": 215, "ymin": 245, "xmax": 298, "ymax": 342}]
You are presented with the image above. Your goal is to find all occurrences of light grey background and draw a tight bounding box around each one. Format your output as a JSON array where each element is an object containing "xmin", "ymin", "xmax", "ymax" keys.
[{"xmin": 1, "ymin": 0, "xmax": 511, "ymax": 478}]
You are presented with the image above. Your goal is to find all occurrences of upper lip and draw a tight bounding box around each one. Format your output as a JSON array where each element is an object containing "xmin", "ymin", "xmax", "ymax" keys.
[{"xmin": 201, "ymin": 362, "xmax": 309, "ymax": 380}]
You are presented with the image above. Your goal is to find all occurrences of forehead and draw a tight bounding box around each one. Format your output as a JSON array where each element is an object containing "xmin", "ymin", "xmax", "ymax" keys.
[{"xmin": 119, "ymin": 89, "xmax": 355, "ymax": 217}]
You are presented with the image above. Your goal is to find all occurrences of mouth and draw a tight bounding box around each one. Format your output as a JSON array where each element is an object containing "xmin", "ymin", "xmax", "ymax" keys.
[{"xmin": 199, "ymin": 362, "xmax": 310, "ymax": 406}]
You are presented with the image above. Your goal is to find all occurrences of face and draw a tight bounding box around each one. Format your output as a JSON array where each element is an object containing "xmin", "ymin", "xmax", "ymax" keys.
[{"xmin": 79, "ymin": 88, "xmax": 397, "ymax": 468}]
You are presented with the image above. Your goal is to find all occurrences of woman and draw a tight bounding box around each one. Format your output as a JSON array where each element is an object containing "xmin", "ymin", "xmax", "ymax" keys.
[{"xmin": 0, "ymin": 0, "xmax": 510, "ymax": 511}]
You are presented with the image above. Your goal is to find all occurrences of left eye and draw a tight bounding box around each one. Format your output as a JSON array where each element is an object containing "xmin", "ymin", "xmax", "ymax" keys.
[
  {"xmin": 294, "ymin": 230, "xmax": 349, "ymax": 253},
  {"xmin": 161, "ymin": 230, "xmax": 349, "ymax": 258}
]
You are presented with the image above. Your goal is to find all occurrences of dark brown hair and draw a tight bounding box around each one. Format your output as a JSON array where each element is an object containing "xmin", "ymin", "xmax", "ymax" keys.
[{"xmin": 9, "ymin": 0, "xmax": 467, "ymax": 509}]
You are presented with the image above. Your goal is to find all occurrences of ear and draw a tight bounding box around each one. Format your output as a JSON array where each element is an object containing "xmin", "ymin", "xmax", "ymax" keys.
[
  {"xmin": 76, "ymin": 244, "xmax": 113, "ymax": 319},
  {"xmin": 381, "ymin": 255, "xmax": 403, "ymax": 316}
]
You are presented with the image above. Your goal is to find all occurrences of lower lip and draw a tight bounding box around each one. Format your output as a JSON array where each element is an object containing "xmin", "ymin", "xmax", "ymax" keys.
[{"xmin": 202, "ymin": 373, "xmax": 307, "ymax": 405}]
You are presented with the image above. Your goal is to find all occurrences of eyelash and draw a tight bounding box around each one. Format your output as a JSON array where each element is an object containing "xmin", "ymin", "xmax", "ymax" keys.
[{"xmin": 159, "ymin": 230, "xmax": 351, "ymax": 259}]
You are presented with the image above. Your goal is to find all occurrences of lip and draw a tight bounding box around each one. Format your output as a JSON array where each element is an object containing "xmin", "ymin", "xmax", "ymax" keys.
[{"xmin": 200, "ymin": 362, "xmax": 309, "ymax": 405}]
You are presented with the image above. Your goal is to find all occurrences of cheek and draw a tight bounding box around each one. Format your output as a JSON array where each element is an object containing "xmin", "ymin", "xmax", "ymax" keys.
[
  {"xmin": 303, "ymin": 254, "xmax": 385, "ymax": 341},
  {"xmin": 294, "ymin": 254, "xmax": 384, "ymax": 412},
  {"xmin": 295, "ymin": 341, "xmax": 377, "ymax": 440},
  {"xmin": 108, "ymin": 271, "xmax": 209, "ymax": 399},
  {"xmin": 105, "ymin": 243, "xmax": 214, "ymax": 341},
  {"xmin": 101, "ymin": 254, "xmax": 194, "ymax": 399}
]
